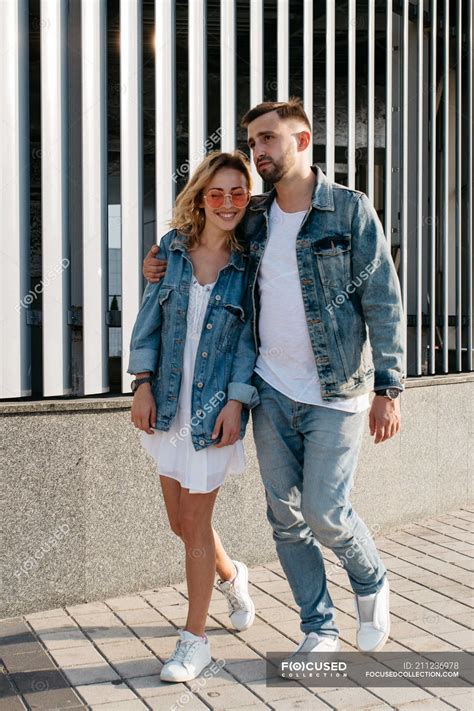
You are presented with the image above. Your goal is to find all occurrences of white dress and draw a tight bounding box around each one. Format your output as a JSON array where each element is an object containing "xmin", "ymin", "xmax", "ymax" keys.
[{"xmin": 140, "ymin": 276, "xmax": 246, "ymax": 494}]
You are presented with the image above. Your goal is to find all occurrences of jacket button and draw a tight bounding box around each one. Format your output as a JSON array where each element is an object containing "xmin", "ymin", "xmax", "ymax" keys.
[
  {"xmin": 215, "ymin": 295, "xmax": 221, "ymax": 301},
  {"xmin": 202, "ymin": 351, "xmax": 208, "ymax": 358},
  {"xmin": 199, "ymin": 439, "xmax": 205, "ymax": 446},
  {"xmin": 206, "ymin": 323, "xmax": 213, "ymax": 330},
  {"xmin": 197, "ymin": 382, "xmax": 204, "ymax": 388}
]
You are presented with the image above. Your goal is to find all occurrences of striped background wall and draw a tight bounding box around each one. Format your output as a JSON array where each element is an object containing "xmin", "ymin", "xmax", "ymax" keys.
[{"xmin": 0, "ymin": 0, "xmax": 472, "ymax": 400}]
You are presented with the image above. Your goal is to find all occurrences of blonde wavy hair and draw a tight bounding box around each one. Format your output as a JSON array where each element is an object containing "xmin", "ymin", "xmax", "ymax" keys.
[{"xmin": 169, "ymin": 150, "xmax": 252, "ymax": 252}]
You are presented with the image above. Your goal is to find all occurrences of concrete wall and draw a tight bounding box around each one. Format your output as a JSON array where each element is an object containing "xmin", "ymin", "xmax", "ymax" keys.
[{"xmin": 1, "ymin": 375, "xmax": 473, "ymax": 619}]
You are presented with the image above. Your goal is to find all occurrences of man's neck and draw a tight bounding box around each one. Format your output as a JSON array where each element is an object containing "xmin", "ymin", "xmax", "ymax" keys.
[{"xmin": 274, "ymin": 166, "xmax": 317, "ymax": 213}]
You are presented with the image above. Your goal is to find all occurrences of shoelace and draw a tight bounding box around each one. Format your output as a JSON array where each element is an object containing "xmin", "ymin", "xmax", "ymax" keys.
[
  {"xmin": 168, "ymin": 638, "xmax": 199, "ymax": 665},
  {"xmin": 221, "ymin": 582, "xmax": 244, "ymax": 613}
]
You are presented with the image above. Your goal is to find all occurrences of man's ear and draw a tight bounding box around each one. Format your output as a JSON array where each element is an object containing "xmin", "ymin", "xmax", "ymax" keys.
[{"xmin": 297, "ymin": 130, "xmax": 312, "ymax": 152}]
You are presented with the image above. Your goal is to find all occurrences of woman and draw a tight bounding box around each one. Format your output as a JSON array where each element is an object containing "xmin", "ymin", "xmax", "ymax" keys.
[{"xmin": 127, "ymin": 151, "xmax": 259, "ymax": 683}]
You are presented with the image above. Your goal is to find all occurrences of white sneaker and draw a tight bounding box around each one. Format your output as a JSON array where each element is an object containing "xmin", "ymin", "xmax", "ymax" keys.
[
  {"xmin": 216, "ymin": 560, "xmax": 255, "ymax": 631},
  {"xmin": 292, "ymin": 632, "xmax": 341, "ymax": 654},
  {"xmin": 354, "ymin": 577, "xmax": 390, "ymax": 652},
  {"xmin": 160, "ymin": 629, "xmax": 211, "ymax": 682},
  {"xmin": 279, "ymin": 632, "xmax": 340, "ymax": 677}
]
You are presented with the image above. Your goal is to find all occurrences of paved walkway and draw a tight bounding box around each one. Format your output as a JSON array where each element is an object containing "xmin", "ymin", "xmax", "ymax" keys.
[{"xmin": 1, "ymin": 508, "xmax": 473, "ymax": 711}]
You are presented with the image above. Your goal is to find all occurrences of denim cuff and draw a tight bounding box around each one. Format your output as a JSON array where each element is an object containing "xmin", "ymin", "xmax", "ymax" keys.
[
  {"xmin": 228, "ymin": 382, "xmax": 260, "ymax": 409},
  {"xmin": 373, "ymin": 370, "xmax": 405, "ymax": 392},
  {"xmin": 127, "ymin": 349, "xmax": 157, "ymax": 375}
]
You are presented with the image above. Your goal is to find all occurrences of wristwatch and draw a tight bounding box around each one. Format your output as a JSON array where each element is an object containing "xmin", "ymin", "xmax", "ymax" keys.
[
  {"xmin": 375, "ymin": 387, "xmax": 400, "ymax": 400},
  {"xmin": 131, "ymin": 376, "xmax": 153, "ymax": 394}
]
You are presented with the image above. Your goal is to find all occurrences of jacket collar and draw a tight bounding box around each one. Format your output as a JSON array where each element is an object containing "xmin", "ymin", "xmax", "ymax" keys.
[
  {"xmin": 249, "ymin": 163, "xmax": 335, "ymax": 213},
  {"xmin": 169, "ymin": 231, "xmax": 247, "ymax": 271}
]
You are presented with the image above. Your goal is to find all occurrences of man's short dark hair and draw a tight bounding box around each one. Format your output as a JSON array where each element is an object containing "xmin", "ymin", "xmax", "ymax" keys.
[{"xmin": 240, "ymin": 96, "xmax": 312, "ymax": 131}]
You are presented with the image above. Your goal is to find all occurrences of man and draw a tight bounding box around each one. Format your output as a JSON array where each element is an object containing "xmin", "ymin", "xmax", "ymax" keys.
[{"xmin": 142, "ymin": 97, "xmax": 406, "ymax": 654}]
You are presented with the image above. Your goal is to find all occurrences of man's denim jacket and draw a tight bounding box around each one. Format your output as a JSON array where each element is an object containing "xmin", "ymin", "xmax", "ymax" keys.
[
  {"xmin": 243, "ymin": 164, "xmax": 406, "ymax": 398},
  {"xmin": 127, "ymin": 229, "xmax": 259, "ymax": 451}
]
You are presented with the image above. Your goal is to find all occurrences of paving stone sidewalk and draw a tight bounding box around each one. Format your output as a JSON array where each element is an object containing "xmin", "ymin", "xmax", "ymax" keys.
[{"xmin": 1, "ymin": 508, "xmax": 473, "ymax": 711}]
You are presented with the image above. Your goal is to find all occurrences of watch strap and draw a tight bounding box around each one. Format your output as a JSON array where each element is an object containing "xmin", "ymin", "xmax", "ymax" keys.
[{"xmin": 132, "ymin": 376, "xmax": 153, "ymax": 394}]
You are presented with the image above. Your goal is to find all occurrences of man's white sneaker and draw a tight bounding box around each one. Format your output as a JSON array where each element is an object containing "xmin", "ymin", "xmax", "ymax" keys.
[
  {"xmin": 354, "ymin": 577, "xmax": 390, "ymax": 652},
  {"xmin": 292, "ymin": 632, "xmax": 341, "ymax": 654},
  {"xmin": 160, "ymin": 629, "xmax": 211, "ymax": 682},
  {"xmin": 216, "ymin": 560, "xmax": 255, "ymax": 631},
  {"xmin": 278, "ymin": 632, "xmax": 340, "ymax": 677}
]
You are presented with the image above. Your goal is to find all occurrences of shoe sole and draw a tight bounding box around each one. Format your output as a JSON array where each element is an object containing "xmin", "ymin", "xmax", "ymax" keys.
[
  {"xmin": 160, "ymin": 658, "xmax": 212, "ymax": 683},
  {"xmin": 230, "ymin": 562, "xmax": 255, "ymax": 631}
]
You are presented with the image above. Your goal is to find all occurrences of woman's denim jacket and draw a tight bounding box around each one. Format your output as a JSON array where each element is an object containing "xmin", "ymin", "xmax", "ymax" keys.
[{"xmin": 127, "ymin": 229, "xmax": 259, "ymax": 451}]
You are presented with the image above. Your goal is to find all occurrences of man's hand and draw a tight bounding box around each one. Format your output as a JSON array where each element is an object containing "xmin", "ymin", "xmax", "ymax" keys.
[
  {"xmin": 131, "ymin": 384, "xmax": 156, "ymax": 434},
  {"xmin": 143, "ymin": 244, "xmax": 167, "ymax": 282},
  {"xmin": 369, "ymin": 395, "xmax": 401, "ymax": 444},
  {"xmin": 211, "ymin": 400, "xmax": 243, "ymax": 448}
]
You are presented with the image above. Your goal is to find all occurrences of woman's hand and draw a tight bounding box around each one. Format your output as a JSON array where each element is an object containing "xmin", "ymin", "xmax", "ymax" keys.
[
  {"xmin": 131, "ymin": 384, "xmax": 156, "ymax": 434},
  {"xmin": 211, "ymin": 400, "xmax": 243, "ymax": 447}
]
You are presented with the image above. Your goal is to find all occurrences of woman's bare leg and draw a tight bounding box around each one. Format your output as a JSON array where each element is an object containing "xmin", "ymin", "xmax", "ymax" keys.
[
  {"xmin": 178, "ymin": 487, "xmax": 219, "ymax": 636},
  {"xmin": 213, "ymin": 529, "xmax": 236, "ymax": 582},
  {"xmin": 160, "ymin": 476, "xmax": 235, "ymax": 581}
]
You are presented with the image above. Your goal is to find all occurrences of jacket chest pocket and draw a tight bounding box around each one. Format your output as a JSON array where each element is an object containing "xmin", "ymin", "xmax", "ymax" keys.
[
  {"xmin": 216, "ymin": 303, "xmax": 246, "ymax": 353},
  {"xmin": 312, "ymin": 234, "xmax": 351, "ymax": 288},
  {"xmin": 158, "ymin": 286, "xmax": 175, "ymax": 333}
]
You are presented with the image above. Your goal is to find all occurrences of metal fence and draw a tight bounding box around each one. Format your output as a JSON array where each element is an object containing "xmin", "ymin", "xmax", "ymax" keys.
[{"xmin": 0, "ymin": 0, "xmax": 472, "ymax": 401}]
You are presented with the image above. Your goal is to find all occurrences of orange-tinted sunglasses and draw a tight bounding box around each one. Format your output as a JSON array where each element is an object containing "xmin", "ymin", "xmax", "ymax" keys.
[{"xmin": 203, "ymin": 188, "xmax": 251, "ymax": 209}]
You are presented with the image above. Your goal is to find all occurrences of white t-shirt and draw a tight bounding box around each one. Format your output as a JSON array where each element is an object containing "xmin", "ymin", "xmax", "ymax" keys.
[{"xmin": 254, "ymin": 198, "xmax": 370, "ymax": 413}]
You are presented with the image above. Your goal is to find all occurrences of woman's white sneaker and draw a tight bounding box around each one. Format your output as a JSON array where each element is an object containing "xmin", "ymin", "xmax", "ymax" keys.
[
  {"xmin": 354, "ymin": 577, "xmax": 390, "ymax": 652},
  {"xmin": 160, "ymin": 629, "xmax": 211, "ymax": 682},
  {"xmin": 216, "ymin": 560, "xmax": 255, "ymax": 631}
]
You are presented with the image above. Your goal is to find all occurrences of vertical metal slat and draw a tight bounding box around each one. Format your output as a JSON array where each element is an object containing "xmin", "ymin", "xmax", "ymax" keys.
[
  {"xmin": 188, "ymin": 0, "xmax": 206, "ymax": 172},
  {"xmin": 250, "ymin": 0, "xmax": 263, "ymax": 193},
  {"xmin": 277, "ymin": 0, "xmax": 289, "ymax": 101},
  {"xmin": 41, "ymin": 0, "xmax": 70, "ymax": 396},
  {"xmin": 326, "ymin": 0, "xmax": 335, "ymax": 181},
  {"xmin": 385, "ymin": 0, "xmax": 393, "ymax": 250},
  {"xmin": 367, "ymin": 0, "xmax": 375, "ymax": 201},
  {"xmin": 303, "ymin": 0, "xmax": 313, "ymax": 167},
  {"xmin": 0, "ymin": 0, "xmax": 30, "ymax": 399},
  {"xmin": 429, "ymin": 0, "xmax": 437, "ymax": 374},
  {"xmin": 468, "ymin": 0, "xmax": 473, "ymax": 370},
  {"xmin": 347, "ymin": 0, "xmax": 356, "ymax": 189},
  {"xmin": 221, "ymin": 0, "xmax": 236, "ymax": 153},
  {"xmin": 416, "ymin": 0, "xmax": 424, "ymax": 375},
  {"xmin": 155, "ymin": 0, "xmax": 175, "ymax": 239},
  {"xmin": 82, "ymin": 0, "xmax": 108, "ymax": 394},
  {"xmin": 120, "ymin": 0, "xmax": 143, "ymax": 391},
  {"xmin": 442, "ymin": 0, "xmax": 449, "ymax": 372},
  {"xmin": 400, "ymin": 0, "xmax": 409, "ymax": 379},
  {"xmin": 455, "ymin": 0, "xmax": 462, "ymax": 371}
]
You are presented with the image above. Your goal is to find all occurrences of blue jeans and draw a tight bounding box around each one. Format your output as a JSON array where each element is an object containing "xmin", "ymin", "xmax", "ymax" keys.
[{"xmin": 251, "ymin": 372, "xmax": 386, "ymax": 637}]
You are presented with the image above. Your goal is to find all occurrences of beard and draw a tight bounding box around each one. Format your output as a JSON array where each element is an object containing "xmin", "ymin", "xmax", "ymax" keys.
[{"xmin": 257, "ymin": 145, "xmax": 294, "ymax": 184}]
